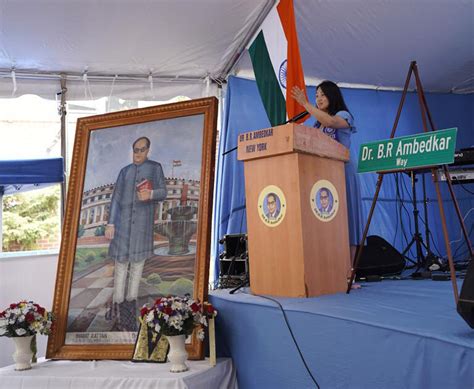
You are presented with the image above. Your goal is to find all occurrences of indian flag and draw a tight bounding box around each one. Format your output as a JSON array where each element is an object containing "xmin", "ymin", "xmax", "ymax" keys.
[{"xmin": 249, "ymin": 0, "xmax": 307, "ymax": 126}]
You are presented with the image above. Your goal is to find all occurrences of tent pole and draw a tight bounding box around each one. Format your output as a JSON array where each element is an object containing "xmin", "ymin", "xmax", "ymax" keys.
[
  {"xmin": 219, "ymin": 0, "xmax": 277, "ymax": 80},
  {"xmin": 59, "ymin": 75, "xmax": 67, "ymax": 222}
]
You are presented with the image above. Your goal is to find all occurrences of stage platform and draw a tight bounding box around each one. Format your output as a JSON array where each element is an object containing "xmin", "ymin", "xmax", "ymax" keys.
[{"xmin": 209, "ymin": 279, "xmax": 473, "ymax": 389}]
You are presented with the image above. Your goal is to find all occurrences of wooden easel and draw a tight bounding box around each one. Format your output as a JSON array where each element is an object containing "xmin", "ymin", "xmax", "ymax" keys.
[{"xmin": 347, "ymin": 61, "xmax": 473, "ymax": 303}]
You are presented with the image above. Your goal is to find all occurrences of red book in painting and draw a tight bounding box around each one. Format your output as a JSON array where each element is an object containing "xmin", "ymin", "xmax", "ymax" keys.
[{"xmin": 136, "ymin": 178, "xmax": 152, "ymax": 192}]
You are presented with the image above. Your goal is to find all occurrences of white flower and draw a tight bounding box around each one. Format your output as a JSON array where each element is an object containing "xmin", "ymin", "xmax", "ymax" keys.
[
  {"xmin": 154, "ymin": 323, "xmax": 161, "ymax": 333},
  {"xmin": 197, "ymin": 328, "xmax": 205, "ymax": 341},
  {"xmin": 15, "ymin": 328, "xmax": 27, "ymax": 336},
  {"xmin": 169, "ymin": 315, "xmax": 184, "ymax": 331},
  {"xmin": 0, "ymin": 327, "xmax": 7, "ymax": 336},
  {"xmin": 145, "ymin": 312, "xmax": 154, "ymax": 323}
]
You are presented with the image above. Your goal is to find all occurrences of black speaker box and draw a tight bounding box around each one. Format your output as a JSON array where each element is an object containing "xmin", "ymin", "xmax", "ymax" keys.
[
  {"xmin": 218, "ymin": 234, "xmax": 248, "ymax": 280},
  {"xmin": 457, "ymin": 259, "xmax": 474, "ymax": 328},
  {"xmin": 356, "ymin": 235, "xmax": 406, "ymax": 278}
]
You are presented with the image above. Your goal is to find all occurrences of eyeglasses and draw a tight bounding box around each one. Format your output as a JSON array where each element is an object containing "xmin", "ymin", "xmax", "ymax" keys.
[
  {"xmin": 133, "ymin": 146, "xmax": 149, "ymax": 153},
  {"xmin": 267, "ymin": 200, "xmax": 276, "ymax": 205},
  {"xmin": 320, "ymin": 195, "xmax": 329, "ymax": 200}
]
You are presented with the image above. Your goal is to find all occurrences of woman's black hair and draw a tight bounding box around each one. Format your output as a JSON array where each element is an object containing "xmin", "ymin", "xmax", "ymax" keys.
[{"xmin": 316, "ymin": 81, "xmax": 351, "ymax": 116}]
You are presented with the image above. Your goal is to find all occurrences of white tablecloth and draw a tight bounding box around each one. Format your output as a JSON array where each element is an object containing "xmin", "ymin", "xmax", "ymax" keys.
[{"xmin": 0, "ymin": 358, "xmax": 237, "ymax": 389}]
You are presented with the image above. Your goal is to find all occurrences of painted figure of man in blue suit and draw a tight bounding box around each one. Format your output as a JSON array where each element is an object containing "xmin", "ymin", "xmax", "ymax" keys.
[
  {"xmin": 105, "ymin": 136, "xmax": 167, "ymax": 331},
  {"xmin": 318, "ymin": 188, "xmax": 333, "ymax": 215}
]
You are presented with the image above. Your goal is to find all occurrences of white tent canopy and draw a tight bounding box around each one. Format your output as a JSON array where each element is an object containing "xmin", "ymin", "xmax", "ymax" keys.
[{"xmin": 0, "ymin": 0, "xmax": 472, "ymax": 100}]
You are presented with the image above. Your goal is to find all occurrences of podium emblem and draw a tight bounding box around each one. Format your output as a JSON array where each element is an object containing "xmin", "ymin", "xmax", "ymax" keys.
[
  {"xmin": 310, "ymin": 180, "xmax": 339, "ymax": 222},
  {"xmin": 258, "ymin": 185, "xmax": 286, "ymax": 227}
]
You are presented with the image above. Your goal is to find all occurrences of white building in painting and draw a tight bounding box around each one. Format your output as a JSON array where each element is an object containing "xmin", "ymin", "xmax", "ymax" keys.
[{"xmin": 79, "ymin": 178, "xmax": 200, "ymax": 236}]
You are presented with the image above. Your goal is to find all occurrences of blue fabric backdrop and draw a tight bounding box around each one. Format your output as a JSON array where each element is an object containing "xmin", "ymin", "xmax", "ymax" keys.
[{"xmin": 213, "ymin": 76, "xmax": 473, "ymax": 279}]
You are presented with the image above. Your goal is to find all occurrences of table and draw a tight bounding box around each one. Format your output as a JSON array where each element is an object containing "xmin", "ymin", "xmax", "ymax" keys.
[{"xmin": 0, "ymin": 358, "xmax": 237, "ymax": 389}]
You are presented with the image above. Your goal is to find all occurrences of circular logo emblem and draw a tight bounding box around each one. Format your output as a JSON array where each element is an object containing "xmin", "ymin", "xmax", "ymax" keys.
[
  {"xmin": 278, "ymin": 59, "xmax": 287, "ymax": 89},
  {"xmin": 310, "ymin": 180, "xmax": 339, "ymax": 222},
  {"xmin": 258, "ymin": 185, "xmax": 287, "ymax": 227}
]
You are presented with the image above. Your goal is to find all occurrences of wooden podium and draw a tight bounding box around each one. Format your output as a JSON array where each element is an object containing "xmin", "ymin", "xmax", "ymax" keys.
[{"xmin": 238, "ymin": 123, "xmax": 351, "ymax": 297}]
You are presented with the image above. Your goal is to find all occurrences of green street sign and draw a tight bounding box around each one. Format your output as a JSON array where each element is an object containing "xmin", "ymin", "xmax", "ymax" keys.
[{"xmin": 358, "ymin": 128, "xmax": 457, "ymax": 173}]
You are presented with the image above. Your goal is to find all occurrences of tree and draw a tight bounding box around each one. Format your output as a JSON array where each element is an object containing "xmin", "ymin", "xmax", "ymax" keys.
[{"xmin": 2, "ymin": 186, "xmax": 60, "ymax": 251}]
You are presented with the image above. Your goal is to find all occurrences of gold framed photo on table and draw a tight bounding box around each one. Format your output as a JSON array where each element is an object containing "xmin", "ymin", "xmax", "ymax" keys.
[{"xmin": 47, "ymin": 97, "xmax": 218, "ymax": 360}]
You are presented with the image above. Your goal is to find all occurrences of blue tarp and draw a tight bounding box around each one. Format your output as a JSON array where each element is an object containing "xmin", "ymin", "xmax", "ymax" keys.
[
  {"xmin": 0, "ymin": 158, "xmax": 64, "ymax": 195},
  {"xmin": 213, "ymin": 76, "xmax": 474, "ymax": 279}
]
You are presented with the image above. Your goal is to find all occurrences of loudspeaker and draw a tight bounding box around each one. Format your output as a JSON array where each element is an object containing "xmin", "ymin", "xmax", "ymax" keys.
[
  {"xmin": 356, "ymin": 235, "xmax": 406, "ymax": 278},
  {"xmin": 457, "ymin": 259, "xmax": 474, "ymax": 328},
  {"xmin": 218, "ymin": 234, "xmax": 249, "ymax": 288}
]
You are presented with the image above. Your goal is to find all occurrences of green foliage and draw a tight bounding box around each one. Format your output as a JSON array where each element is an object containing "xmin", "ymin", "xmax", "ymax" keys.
[
  {"xmin": 2, "ymin": 186, "xmax": 60, "ymax": 251},
  {"xmin": 77, "ymin": 224, "xmax": 85, "ymax": 238},
  {"xmin": 146, "ymin": 272, "xmax": 163, "ymax": 285},
  {"xmin": 168, "ymin": 278, "xmax": 193, "ymax": 297},
  {"xmin": 74, "ymin": 247, "xmax": 108, "ymax": 272},
  {"xmin": 85, "ymin": 254, "xmax": 95, "ymax": 264},
  {"xmin": 94, "ymin": 225, "xmax": 105, "ymax": 236}
]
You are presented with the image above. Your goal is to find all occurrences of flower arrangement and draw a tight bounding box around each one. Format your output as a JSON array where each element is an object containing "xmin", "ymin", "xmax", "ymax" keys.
[
  {"xmin": 0, "ymin": 301, "xmax": 54, "ymax": 337},
  {"xmin": 140, "ymin": 295, "xmax": 217, "ymax": 340}
]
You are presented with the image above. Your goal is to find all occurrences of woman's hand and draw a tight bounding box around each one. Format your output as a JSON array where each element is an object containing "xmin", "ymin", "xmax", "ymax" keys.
[{"xmin": 291, "ymin": 86, "xmax": 308, "ymax": 108}]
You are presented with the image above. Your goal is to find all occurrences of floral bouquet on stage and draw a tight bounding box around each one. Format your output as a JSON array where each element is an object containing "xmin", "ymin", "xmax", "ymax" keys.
[
  {"xmin": 0, "ymin": 301, "xmax": 54, "ymax": 370},
  {"xmin": 140, "ymin": 295, "xmax": 217, "ymax": 339},
  {"xmin": 0, "ymin": 300, "xmax": 54, "ymax": 338},
  {"xmin": 139, "ymin": 295, "xmax": 217, "ymax": 372}
]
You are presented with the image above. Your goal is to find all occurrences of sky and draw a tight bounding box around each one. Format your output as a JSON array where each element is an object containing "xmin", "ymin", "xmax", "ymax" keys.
[{"xmin": 83, "ymin": 114, "xmax": 204, "ymax": 190}]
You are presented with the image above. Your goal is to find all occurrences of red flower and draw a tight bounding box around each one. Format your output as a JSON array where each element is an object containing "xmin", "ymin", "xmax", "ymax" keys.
[
  {"xmin": 164, "ymin": 306, "xmax": 173, "ymax": 315},
  {"xmin": 0, "ymin": 311, "xmax": 5, "ymax": 317},
  {"xmin": 140, "ymin": 307, "xmax": 149, "ymax": 317},
  {"xmin": 204, "ymin": 303, "xmax": 216, "ymax": 315},
  {"xmin": 37, "ymin": 307, "xmax": 45, "ymax": 315},
  {"xmin": 10, "ymin": 303, "xmax": 17, "ymax": 309},
  {"xmin": 25, "ymin": 312, "xmax": 35, "ymax": 322},
  {"xmin": 154, "ymin": 298, "xmax": 162, "ymax": 306},
  {"xmin": 190, "ymin": 302, "xmax": 200, "ymax": 313}
]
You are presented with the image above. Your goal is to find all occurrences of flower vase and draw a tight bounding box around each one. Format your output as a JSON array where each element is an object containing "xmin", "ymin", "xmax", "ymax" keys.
[
  {"xmin": 12, "ymin": 335, "xmax": 34, "ymax": 371},
  {"xmin": 166, "ymin": 334, "xmax": 188, "ymax": 372}
]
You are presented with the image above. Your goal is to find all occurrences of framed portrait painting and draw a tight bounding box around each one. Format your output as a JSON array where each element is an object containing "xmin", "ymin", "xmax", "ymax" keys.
[{"xmin": 47, "ymin": 97, "xmax": 217, "ymax": 360}]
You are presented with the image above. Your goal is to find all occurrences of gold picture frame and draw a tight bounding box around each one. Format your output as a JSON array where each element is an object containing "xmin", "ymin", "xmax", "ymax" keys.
[{"xmin": 47, "ymin": 97, "xmax": 217, "ymax": 360}]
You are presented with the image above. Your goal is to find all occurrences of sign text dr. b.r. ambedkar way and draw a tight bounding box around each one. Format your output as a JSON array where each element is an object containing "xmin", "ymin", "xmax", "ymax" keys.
[{"xmin": 358, "ymin": 128, "xmax": 457, "ymax": 173}]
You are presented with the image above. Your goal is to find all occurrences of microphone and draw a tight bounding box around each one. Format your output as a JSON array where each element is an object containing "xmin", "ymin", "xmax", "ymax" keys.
[
  {"xmin": 286, "ymin": 110, "xmax": 309, "ymax": 124},
  {"xmin": 223, "ymin": 110, "xmax": 309, "ymax": 155}
]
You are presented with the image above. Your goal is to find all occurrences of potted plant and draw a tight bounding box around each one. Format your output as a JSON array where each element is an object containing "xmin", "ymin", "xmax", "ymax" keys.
[{"xmin": 0, "ymin": 301, "xmax": 54, "ymax": 370}]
